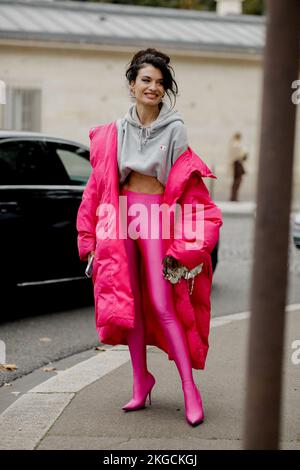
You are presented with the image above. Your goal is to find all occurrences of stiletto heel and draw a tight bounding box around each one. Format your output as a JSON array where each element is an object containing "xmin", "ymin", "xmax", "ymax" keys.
[
  {"xmin": 122, "ymin": 372, "xmax": 155, "ymax": 412},
  {"xmin": 182, "ymin": 382, "xmax": 205, "ymax": 427}
]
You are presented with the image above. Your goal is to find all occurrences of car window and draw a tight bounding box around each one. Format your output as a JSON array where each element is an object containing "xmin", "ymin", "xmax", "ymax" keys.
[
  {"xmin": 0, "ymin": 140, "xmax": 70, "ymax": 185},
  {"xmin": 47, "ymin": 142, "xmax": 91, "ymax": 185}
]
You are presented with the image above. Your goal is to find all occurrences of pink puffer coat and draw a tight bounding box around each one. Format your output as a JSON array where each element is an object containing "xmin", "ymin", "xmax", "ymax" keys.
[{"xmin": 76, "ymin": 122, "xmax": 223, "ymax": 369}]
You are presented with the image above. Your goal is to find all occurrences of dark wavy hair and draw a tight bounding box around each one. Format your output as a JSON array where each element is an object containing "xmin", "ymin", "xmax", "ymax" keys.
[{"xmin": 125, "ymin": 48, "xmax": 179, "ymax": 108}]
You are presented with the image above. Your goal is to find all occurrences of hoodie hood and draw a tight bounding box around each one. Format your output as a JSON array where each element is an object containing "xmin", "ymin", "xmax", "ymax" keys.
[
  {"xmin": 124, "ymin": 101, "xmax": 184, "ymax": 150},
  {"xmin": 117, "ymin": 101, "xmax": 189, "ymax": 186}
]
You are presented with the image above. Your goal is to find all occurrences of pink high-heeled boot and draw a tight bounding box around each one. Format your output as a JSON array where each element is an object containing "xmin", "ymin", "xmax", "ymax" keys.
[
  {"xmin": 122, "ymin": 372, "xmax": 156, "ymax": 412},
  {"xmin": 182, "ymin": 381, "xmax": 205, "ymax": 426},
  {"xmin": 121, "ymin": 189, "xmax": 204, "ymax": 424},
  {"xmin": 122, "ymin": 229, "xmax": 156, "ymax": 412}
]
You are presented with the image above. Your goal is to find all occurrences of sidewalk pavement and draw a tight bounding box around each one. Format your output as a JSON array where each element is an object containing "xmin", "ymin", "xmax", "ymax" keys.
[{"xmin": 0, "ymin": 309, "xmax": 299, "ymax": 450}]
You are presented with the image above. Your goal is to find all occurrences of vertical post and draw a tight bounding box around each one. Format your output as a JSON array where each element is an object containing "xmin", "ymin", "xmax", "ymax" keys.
[{"xmin": 244, "ymin": 0, "xmax": 300, "ymax": 449}]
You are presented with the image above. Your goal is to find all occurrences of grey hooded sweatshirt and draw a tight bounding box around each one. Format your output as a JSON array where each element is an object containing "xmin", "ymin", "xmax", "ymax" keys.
[{"xmin": 117, "ymin": 101, "xmax": 189, "ymax": 187}]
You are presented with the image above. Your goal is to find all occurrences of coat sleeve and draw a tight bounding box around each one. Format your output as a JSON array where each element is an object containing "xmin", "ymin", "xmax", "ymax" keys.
[
  {"xmin": 165, "ymin": 172, "xmax": 223, "ymax": 271},
  {"xmin": 76, "ymin": 127, "xmax": 100, "ymax": 262},
  {"xmin": 76, "ymin": 169, "xmax": 99, "ymax": 261}
]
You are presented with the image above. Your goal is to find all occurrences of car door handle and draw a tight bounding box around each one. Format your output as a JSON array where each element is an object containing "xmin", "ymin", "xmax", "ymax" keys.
[{"xmin": 0, "ymin": 202, "xmax": 19, "ymax": 213}]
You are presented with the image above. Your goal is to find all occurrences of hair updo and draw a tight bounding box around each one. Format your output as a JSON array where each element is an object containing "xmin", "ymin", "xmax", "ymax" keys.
[{"xmin": 125, "ymin": 48, "xmax": 179, "ymax": 108}]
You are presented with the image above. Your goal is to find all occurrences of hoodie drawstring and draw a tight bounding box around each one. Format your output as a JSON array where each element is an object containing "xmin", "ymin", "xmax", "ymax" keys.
[{"xmin": 138, "ymin": 127, "xmax": 152, "ymax": 151}]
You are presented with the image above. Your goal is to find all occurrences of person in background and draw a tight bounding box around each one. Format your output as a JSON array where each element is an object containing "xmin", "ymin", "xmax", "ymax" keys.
[{"xmin": 228, "ymin": 132, "xmax": 248, "ymax": 201}]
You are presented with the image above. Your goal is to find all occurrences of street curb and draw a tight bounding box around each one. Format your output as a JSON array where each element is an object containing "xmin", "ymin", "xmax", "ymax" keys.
[
  {"xmin": 215, "ymin": 201, "xmax": 256, "ymax": 216},
  {"xmin": 0, "ymin": 348, "xmax": 131, "ymax": 450}
]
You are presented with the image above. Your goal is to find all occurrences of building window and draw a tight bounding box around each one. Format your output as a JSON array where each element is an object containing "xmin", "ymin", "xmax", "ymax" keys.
[{"xmin": 1, "ymin": 87, "xmax": 41, "ymax": 132}]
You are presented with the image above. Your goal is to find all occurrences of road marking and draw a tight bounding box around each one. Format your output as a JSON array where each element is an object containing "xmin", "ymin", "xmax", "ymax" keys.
[
  {"xmin": 211, "ymin": 311, "xmax": 249, "ymax": 327},
  {"xmin": 211, "ymin": 303, "xmax": 300, "ymax": 328}
]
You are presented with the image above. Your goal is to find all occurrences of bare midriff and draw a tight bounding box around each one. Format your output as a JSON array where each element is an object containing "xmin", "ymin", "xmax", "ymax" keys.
[{"xmin": 121, "ymin": 171, "xmax": 165, "ymax": 194}]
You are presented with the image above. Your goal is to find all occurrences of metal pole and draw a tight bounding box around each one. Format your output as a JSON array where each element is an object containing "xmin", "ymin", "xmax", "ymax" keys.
[{"xmin": 244, "ymin": 0, "xmax": 300, "ymax": 449}]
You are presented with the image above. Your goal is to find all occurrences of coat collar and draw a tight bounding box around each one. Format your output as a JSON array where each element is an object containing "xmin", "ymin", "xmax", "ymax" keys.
[{"xmin": 163, "ymin": 146, "xmax": 217, "ymax": 205}]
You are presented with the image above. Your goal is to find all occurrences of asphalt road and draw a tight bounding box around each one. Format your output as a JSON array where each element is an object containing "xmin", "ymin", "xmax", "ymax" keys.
[{"xmin": 1, "ymin": 214, "xmax": 300, "ymax": 387}]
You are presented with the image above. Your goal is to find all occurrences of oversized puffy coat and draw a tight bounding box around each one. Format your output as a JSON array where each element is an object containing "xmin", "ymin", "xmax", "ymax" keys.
[{"xmin": 76, "ymin": 122, "xmax": 223, "ymax": 370}]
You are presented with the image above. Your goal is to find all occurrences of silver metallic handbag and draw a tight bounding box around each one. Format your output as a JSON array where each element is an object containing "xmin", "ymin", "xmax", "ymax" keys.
[{"xmin": 162, "ymin": 256, "xmax": 203, "ymax": 295}]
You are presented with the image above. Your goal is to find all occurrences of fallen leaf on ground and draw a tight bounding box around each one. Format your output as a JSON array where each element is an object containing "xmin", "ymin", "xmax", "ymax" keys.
[
  {"xmin": 0, "ymin": 364, "xmax": 18, "ymax": 371},
  {"xmin": 39, "ymin": 337, "xmax": 52, "ymax": 343},
  {"xmin": 42, "ymin": 367, "xmax": 56, "ymax": 372},
  {"xmin": 94, "ymin": 346, "xmax": 106, "ymax": 351}
]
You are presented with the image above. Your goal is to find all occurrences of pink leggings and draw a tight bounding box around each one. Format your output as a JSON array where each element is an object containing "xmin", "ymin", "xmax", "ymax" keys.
[{"xmin": 120, "ymin": 187, "xmax": 194, "ymax": 385}]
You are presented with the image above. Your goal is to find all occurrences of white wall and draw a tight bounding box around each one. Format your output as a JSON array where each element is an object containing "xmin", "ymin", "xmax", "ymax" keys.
[{"xmin": 1, "ymin": 43, "xmax": 299, "ymax": 203}]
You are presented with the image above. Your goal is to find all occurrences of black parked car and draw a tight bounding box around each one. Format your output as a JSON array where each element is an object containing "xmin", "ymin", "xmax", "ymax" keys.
[
  {"xmin": 0, "ymin": 131, "xmax": 219, "ymax": 315},
  {"xmin": 0, "ymin": 131, "xmax": 92, "ymax": 312},
  {"xmin": 211, "ymin": 239, "xmax": 219, "ymax": 274}
]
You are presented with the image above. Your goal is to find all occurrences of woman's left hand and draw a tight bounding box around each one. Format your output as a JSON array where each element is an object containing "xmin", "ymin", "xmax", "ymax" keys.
[
  {"xmin": 162, "ymin": 255, "xmax": 180, "ymax": 275},
  {"xmin": 162, "ymin": 256, "xmax": 186, "ymax": 284}
]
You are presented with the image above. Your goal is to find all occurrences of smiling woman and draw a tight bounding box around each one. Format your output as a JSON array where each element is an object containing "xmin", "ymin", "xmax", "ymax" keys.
[
  {"xmin": 131, "ymin": 69, "xmax": 165, "ymax": 108},
  {"xmin": 76, "ymin": 47, "xmax": 223, "ymax": 428},
  {"xmin": 126, "ymin": 48, "xmax": 178, "ymax": 110},
  {"xmin": 117, "ymin": 49, "xmax": 187, "ymax": 194}
]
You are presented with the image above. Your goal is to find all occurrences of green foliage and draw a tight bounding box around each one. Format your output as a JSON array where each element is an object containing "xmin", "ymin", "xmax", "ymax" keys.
[
  {"xmin": 243, "ymin": 0, "xmax": 265, "ymax": 15},
  {"xmin": 85, "ymin": 0, "xmax": 214, "ymax": 9},
  {"xmin": 74, "ymin": 0, "xmax": 265, "ymax": 15}
]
